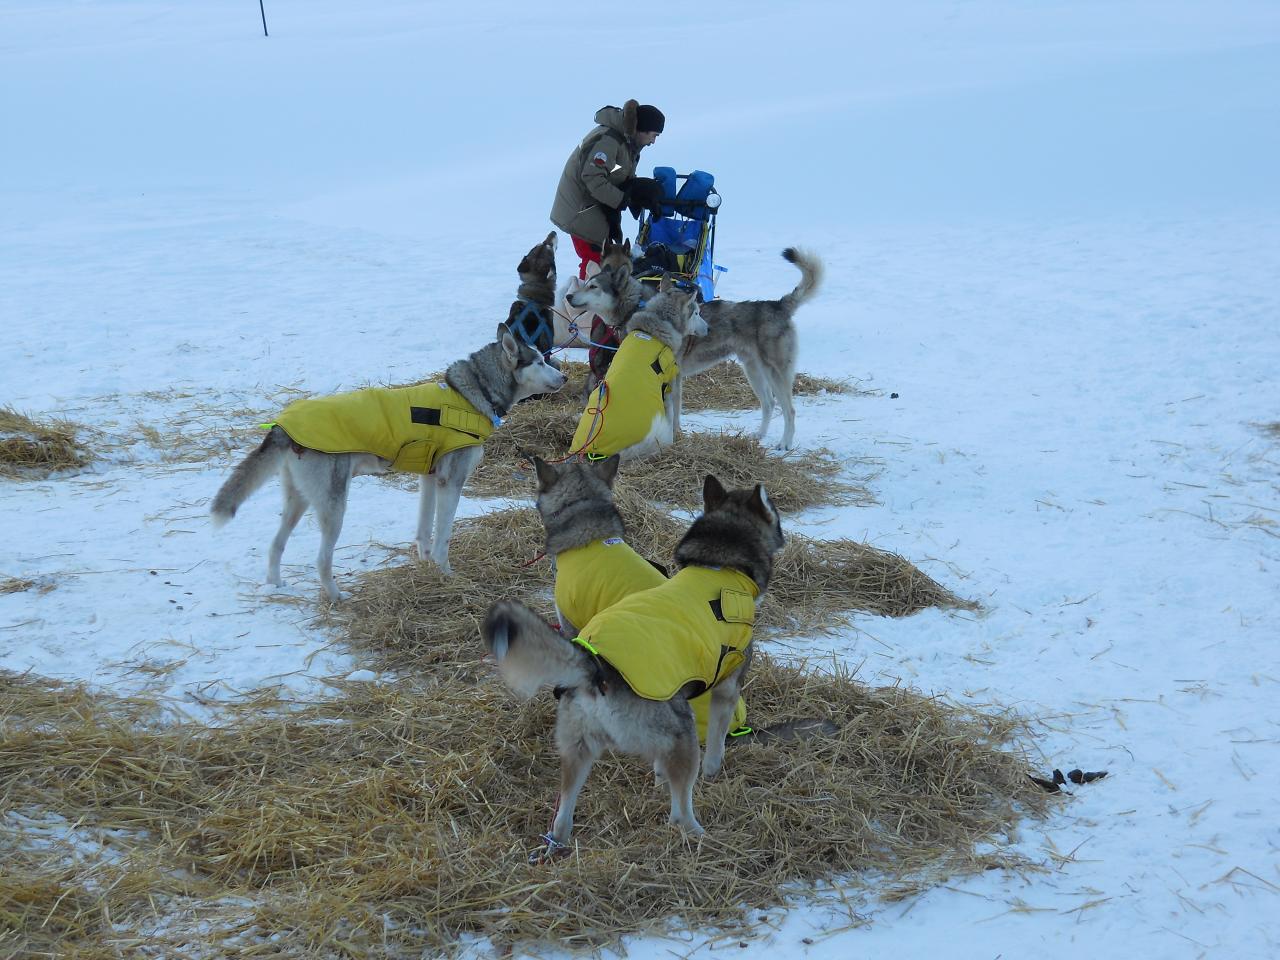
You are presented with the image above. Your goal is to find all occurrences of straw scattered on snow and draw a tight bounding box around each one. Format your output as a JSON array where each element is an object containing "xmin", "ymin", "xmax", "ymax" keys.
[
  {"xmin": 0, "ymin": 407, "xmax": 91, "ymax": 478},
  {"xmin": 1, "ymin": 662, "xmax": 1045, "ymax": 958},
  {"xmin": 331, "ymin": 500, "xmax": 970, "ymax": 674},
  {"xmin": 469, "ymin": 428, "xmax": 872, "ymax": 510}
]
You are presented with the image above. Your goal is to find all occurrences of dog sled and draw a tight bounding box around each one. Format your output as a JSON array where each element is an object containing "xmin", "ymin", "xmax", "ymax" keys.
[{"xmin": 632, "ymin": 166, "xmax": 724, "ymax": 302}]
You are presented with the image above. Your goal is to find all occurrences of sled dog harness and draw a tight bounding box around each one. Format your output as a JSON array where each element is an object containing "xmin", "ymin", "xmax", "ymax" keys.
[
  {"xmin": 569, "ymin": 331, "xmax": 676, "ymax": 458},
  {"xmin": 271, "ymin": 383, "xmax": 495, "ymax": 474},
  {"xmin": 572, "ymin": 565, "xmax": 758, "ymax": 702}
]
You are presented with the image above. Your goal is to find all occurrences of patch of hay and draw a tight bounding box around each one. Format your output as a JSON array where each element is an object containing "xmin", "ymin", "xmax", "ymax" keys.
[
  {"xmin": 681, "ymin": 361, "xmax": 861, "ymax": 410},
  {"xmin": 332, "ymin": 502, "xmax": 969, "ymax": 673},
  {"xmin": 0, "ymin": 407, "xmax": 90, "ymax": 477},
  {"xmin": 617, "ymin": 433, "xmax": 872, "ymax": 511},
  {"xmin": 1, "ymin": 666, "xmax": 1044, "ymax": 957},
  {"xmin": 468, "ymin": 430, "xmax": 872, "ymax": 511},
  {"xmin": 1256, "ymin": 421, "xmax": 1280, "ymax": 440}
]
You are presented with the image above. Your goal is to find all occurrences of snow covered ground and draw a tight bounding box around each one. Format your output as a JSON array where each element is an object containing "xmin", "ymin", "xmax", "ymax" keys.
[{"xmin": 2, "ymin": 2, "xmax": 1278, "ymax": 956}]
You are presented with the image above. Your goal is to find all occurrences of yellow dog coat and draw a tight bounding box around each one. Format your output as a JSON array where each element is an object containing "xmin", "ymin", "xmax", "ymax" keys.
[
  {"xmin": 574, "ymin": 565, "xmax": 756, "ymax": 738},
  {"xmin": 274, "ymin": 383, "xmax": 494, "ymax": 474},
  {"xmin": 570, "ymin": 331, "xmax": 676, "ymax": 457},
  {"xmin": 556, "ymin": 542, "xmax": 749, "ymax": 743}
]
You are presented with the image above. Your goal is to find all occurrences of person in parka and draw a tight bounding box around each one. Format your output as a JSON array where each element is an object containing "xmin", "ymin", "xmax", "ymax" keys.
[{"xmin": 551, "ymin": 99, "xmax": 667, "ymax": 379}]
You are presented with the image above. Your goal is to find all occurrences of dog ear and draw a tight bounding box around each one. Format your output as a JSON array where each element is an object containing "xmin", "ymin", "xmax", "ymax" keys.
[
  {"xmin": 659, "ymin": 271, "xmax": 672, "ymax": 293},
  {"xmin": 615, "ymin": 244, "xmax": 633, "ymax": 283},
  {"xmin": 702, "ymin": 474, "xmax": 727, "ymax": 511},
  {"xmin": 593, "ymin": 453, "xmax": 621, "ymax": 488},
  {"xmin": 533, "ymin": 455, "xmax": 558, "ymax": 491},
  {"xmin": 749, "ymin": 484, "xmax": 777, "ymax": 524},
  {"xmin": 497, "ymin": 322, "xmax": 519, "ymax": 359}
]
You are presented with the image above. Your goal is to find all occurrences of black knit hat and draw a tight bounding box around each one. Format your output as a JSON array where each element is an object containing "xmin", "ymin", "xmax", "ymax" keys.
[{"xmin": 635, "ymin": 104, "xmax": 665, "ymax": 134}]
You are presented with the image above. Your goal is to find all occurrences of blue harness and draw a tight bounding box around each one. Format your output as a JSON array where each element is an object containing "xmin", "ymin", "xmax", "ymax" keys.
[{"xmin": 510, "ymin": 298, "xmax": 555, "ymax": 356}]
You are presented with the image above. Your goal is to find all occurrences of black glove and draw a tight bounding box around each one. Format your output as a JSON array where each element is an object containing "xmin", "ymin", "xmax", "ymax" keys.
[
  {"xmin": 622, "ymin": 177, "xmax": 665, "ymax": 220},
  {"xmin": 604, "ymin": 204, "xmax": 623, "ymax": 244}
]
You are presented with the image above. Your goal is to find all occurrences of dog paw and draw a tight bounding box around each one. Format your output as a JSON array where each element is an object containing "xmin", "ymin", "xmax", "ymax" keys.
[
  {"xmin": 415, "ymin": 540, "xmax": 432, "ymax": 562},
  {"xmin": 670, "ymin": 816, "xmax": 705, "ymax": 836}
]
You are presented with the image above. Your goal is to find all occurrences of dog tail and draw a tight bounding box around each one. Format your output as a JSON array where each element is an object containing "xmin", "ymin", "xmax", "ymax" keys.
[
  {"xmin": 210, "ymin": 427, "xmax": 288, "ymax": 527},
  {"xmin": 780, "ymin": 247, "xmax": 824, "ymax": 311},
  {"xmin": 483, "ymin": 600, "xmax": 593, "ymax": 699}
]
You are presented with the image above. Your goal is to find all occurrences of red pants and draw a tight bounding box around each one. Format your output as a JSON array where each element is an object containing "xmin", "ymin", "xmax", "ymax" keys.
[
  {"xmin": 571, "ymin": 235, "xmax": 602, "ymax": 279},
  {"xmin": 571, "ymin": 236, "xmax": 619, "ymax": 379}
]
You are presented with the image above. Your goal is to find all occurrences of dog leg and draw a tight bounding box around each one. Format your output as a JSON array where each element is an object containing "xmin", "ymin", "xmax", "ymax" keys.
[
  {"xmin": 700, "ymin": 675, "xmax": 743, "ymax": 779},
  {"xmin": 267, "ymin": 470, "xmax": 308, "ymax": 588},
  {"xmin": 739, "ymin": 358, "xmax": 777, "ymax": 444},
  {"xmin": 427, "ymin": 474, "xmax": 463, "ymax": 576},
  {"xmin": 415, "ymin": 475, "xmax": 437, "ymax": 561},
  {"xmin": 311, "ymin": 460, "xmax": 351, "ymax": 602},
  {"xmin": 773, "ymin": 365, "xmax": 798, "ymax": 451},
  {"xmin": 660, "ymin": 725, "xmax": 705, "ymax": 836},
  {"xmin": 424, "ymin": 446, "xmax": 482, "ymax": 576},
  {"xmin": 550, "ymin": 735, "xmax": 597, "ymax": 845},
  {"xmin": 670, "ymin": 375, "xmax": 684, "ymax": 438}
]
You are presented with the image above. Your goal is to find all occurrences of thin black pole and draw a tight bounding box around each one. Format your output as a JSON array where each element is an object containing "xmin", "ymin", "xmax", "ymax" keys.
[{"xmin": 259, "ymin": 0, "xmax": 269, "ymax": 37}]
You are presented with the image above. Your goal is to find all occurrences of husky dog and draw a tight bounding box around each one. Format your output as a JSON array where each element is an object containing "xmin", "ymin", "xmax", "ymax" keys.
[
  {"xmin": 562, "ymin": 239, "xmax": 646, "ymax": 391},
  {"xmin": 528, "ymin": 453, "xmax": 662, "ymax": 639},
  {"xmin": 530, "ymin": 453, "xmax": 750, "ymax": 744},
  {"xmin": 506, "ymin": 231, "xmax": 559, "ymax": 359},
  {"xmin": 210, "ymin": 324, "xmax": 566, "ymax": 600},
  {"xmin": 565, "ymin": 239, "xmax": 645, "ymax": 334},
  {"xmin": 673, "ymin": 247, "xmax": 823, "ymax": 451},
  {"xmin": 483, "ymin": 474, "xmax": 785, "ymax": 848},
  {"xmin": 568, "ymin": 274, "xmax": 708, "ymax": 462}
]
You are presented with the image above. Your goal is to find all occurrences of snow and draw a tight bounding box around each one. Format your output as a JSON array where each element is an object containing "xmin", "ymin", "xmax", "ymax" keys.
[{"xmin": 2, "ymin": 1, "xmax": 1279, "ymax": 957}]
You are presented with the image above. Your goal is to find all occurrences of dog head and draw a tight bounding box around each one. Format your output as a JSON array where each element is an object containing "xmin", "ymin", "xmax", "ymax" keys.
[
  {"xmin": 566, "ymin": 239, "xmax": 633, "ymax": 314},
  {"xmin": 497, "ymin": 322, "xmax": 567, "ymax": 399},
  {"xmin": 673, "ymin": 474, "xmax": 786, "ymax": 591},
  {"xmin": 516, "ymin": 231, "xmax": 558, "ymax": 293},
  {"xmin": 528, "ymin": 454, "xmax": 625, "ymax": 553},
  {"xmin": 657, "ymin": 272, "xmax": 708, "ymax": 340}
]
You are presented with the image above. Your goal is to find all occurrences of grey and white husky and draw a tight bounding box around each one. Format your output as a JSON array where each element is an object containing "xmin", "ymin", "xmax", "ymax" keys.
[
  {"xmin": 575, "ymin": 274, "xmax": 708, "ymax": 462},
  {"xmin": 527, "ymin": 453, "xmax": 664, "ymax": 639},
  {"xmin": 674, "ymin": 247, "xmax": 823, "ymax": 451},
  {"xmin": 483, "ymin": 474, "xmax": 785, "ymax": 849},
  {"xmin": 210, "ymin": 323, "xmax": 566, "ymax": 601},
  {"xmin": 565, "ymin": 239, "xmax": 645, "ymax": 331}
]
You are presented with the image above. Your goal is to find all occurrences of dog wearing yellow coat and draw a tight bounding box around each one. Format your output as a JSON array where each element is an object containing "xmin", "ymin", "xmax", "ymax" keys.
[
  {"xmin": 530, "ymin": 454, "xmax": 750, "ymax": 744},
  {"xmin": 569, "ymin": 274, "xmax": 707, "ymax": 462},
  {"xmin": 210, "ymin": 323, "xmax": 565, "ymax": 600},
  {"xmin": 484, "ymin": 474, "xmax": 785, "ymax": 850}
]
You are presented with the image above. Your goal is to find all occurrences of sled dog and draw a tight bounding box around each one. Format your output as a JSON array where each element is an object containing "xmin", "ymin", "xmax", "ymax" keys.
[
  {"xmin": 506, "ymin": 231, "xmax": 559, "ymax": 358},
  {"xmin": 561, "ymin": 239, "xmax": 647, "ymax": 389},
  {"xmin": 674, "ymin": 247, "xmax": 823, "ymax": 451},
  {"xmin": 483, "ymin": 474, "xmax": 785, "ymax": 848},
  {"xmin": 568, "ymin": 274, "xmax": 708, "ymax": 462},
  {"xmin": 529, "ymin": 453, "xmax": 750, "ymax": 744},
  {"xmin": 528, "ymin": 453, "xmax": 663, "ymax": 640},
  {"xmin": 210, "ymin": 323, "xmax": 566, "ymax": 600}
]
